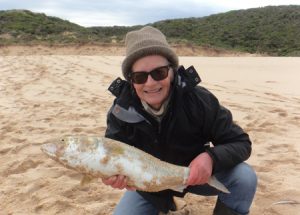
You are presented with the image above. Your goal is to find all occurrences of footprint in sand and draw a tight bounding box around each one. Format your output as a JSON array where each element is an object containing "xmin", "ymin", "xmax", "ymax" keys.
[
  {"xmin": 0, "ymin": 146, "xmax": 13, "ymax": 155},
  {"xmin": 4, "ymin": 159, "xmax": 43, "ymax": 176},
  {"xmin": 265, "ymin": 81, "xmax": 278, "ymax": 84},
  {"xmin": 270, "ymin": 108, "xmax": 288, "ymax": 117}
]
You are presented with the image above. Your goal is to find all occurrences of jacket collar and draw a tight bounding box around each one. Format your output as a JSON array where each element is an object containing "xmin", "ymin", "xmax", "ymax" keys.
[{"xmin": 175, "ymin": 65, "xmax": 201, "ymax": 91}]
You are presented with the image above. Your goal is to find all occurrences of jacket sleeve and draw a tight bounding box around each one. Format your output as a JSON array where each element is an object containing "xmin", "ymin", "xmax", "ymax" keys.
[{"xmin": 201, "ymin": 89, "xmax": 252, "ymax": 173}]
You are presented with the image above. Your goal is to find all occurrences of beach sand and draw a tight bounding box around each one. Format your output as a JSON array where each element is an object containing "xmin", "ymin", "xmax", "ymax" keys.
[{"xmin": 0, "ymin": 48, "xmax": 299, "ymax": 214}]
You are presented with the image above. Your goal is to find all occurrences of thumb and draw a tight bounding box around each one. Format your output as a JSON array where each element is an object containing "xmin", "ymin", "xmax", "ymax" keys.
[{"xmin": 186, "ymin": 165, "xmax": 198, "ymax": 185}]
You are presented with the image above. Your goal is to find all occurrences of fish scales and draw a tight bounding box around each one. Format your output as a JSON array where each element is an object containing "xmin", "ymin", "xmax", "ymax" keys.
[{"xmin": 41, "ymin": 135, "xmax": 229, "ymax": 193}]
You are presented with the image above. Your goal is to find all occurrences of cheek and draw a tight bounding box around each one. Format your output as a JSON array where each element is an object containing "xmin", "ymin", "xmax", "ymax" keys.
[
  {"xmin": 161, "ymin": 78, "xmax": 172, "ymax": 91},
  {"xmin": 133, "ymin": 84, "xmax": 143, "ymax": 96},
  {"xmin": 133, "ymin": 84, "xmax": 142, "ymax": 91}
]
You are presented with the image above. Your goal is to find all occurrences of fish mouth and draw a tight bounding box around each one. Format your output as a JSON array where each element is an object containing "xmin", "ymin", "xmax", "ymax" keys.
[{"xmin": 41, "ymin": 143, "xmax": 58, "ymax": 157}]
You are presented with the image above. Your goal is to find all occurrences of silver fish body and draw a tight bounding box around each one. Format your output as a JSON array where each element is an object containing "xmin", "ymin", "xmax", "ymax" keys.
[{"xmin": 41, "ymin": 136, "xmax": 229, "ymax": 193}]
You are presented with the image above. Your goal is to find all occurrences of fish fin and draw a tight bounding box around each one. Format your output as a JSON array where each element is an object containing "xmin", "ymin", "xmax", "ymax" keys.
[
  {"xmin": 170, "ymin": 185, "xmax": 187, "ymax": 193},
  {"xmin": 80, "ymin": 174, "xmax": 94, "ymax": 186},
  {"xmin": 208, "ymin": 175, "xmax": 230, "ymax": 194}
]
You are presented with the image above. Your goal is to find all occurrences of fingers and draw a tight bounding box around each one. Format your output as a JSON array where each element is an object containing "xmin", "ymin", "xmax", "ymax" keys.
[
  {"xmin": 187, "ymin": 164, "xmax": 203, "ymax": 185},
  {"xmin": 126, "ymin": 185, "xmax": 137, "ymax": 191},
  {"xmin": 102, "ymin": 175, "xmax": 129, "ymax": 190},
  {"xmin": 186, "ymin": 152, "xmax": 213, "ymax": 186}
]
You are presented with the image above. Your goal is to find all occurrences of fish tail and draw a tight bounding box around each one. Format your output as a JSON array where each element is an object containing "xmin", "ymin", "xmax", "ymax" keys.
[{"xmin": 208, "ymin": 175, "xmax": 230, "ymax": 193}]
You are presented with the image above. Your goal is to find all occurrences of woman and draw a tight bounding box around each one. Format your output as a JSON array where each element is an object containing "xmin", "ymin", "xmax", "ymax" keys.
[{"xmin": 104, "ymin": 26, "xmax": 257, "ymax": 215}]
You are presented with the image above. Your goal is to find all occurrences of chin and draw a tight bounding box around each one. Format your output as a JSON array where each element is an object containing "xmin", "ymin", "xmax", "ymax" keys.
[{"xmin": 149, "ymin": 102, "xmax": 163, "ymax": 109}]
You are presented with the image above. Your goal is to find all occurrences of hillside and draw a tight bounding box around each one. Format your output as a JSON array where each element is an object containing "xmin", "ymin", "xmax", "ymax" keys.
[
  {"xmin": 153, "ymin": 5, "xmax": 300, "ymax": 56},
  {"xmin": 0, "ymin": 10, "xmax": 90, "ymax": 44},
  {"xmin": 0, "ymin": 6, "xmax": 300, "ymax": 56}
]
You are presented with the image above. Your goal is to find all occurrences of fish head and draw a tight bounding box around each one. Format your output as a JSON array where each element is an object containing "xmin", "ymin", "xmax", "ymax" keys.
[
  {"xmin": 41, "ymin": 136, "xmax": 105, "ymax": 160},
  {"xmin": 41, "ymin": 136, "xmax": 71, "ymax": 160},
  {"xmin": 41, "ymin": 136, "xmax": 109, "ymax": 176}
]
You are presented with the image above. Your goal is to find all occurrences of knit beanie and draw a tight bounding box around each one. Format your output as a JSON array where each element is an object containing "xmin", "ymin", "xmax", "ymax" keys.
[{"xmin": 122, "ymin": 26, "xmax": 179, "ymax": 81}]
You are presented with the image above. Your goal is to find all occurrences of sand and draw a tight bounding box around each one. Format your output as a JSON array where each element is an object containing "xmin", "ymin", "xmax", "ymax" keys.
[{"xmin": 0, "ymin": 48, "xmax": 299, "ymax": 214}]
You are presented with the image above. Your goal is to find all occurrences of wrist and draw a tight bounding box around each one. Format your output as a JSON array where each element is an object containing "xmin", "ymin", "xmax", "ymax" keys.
[{"xmin": 203, "ymin": 151, "xmax": 214, "ymax": 173}]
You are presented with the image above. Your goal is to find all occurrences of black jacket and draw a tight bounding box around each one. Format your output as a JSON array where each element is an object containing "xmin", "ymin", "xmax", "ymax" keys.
[{"xmin": 105, "ymin": 65, "xmax": 251, "ymax": 212}]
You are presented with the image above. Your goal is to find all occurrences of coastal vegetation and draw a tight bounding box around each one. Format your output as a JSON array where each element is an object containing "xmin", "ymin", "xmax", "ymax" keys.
[{"xmin": 0, "ymin": 5, "xmax": 299, "ymax": 56}]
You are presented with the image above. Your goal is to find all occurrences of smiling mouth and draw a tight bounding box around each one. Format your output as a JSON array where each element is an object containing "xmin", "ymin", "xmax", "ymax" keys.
[{"xmin": 145, "ymin": 88, "xmax": 162, "ymax": 93}]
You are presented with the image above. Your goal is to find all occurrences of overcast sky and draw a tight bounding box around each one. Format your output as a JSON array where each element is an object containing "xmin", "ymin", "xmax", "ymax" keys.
[{"xmin": 0, "ymin": 0, "xmax": 299, "ymax": 27}]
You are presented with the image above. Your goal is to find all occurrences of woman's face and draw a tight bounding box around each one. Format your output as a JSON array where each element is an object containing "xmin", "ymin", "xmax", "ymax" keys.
[{"xmin": 131, "ymin": 55, "xmax": 173, "ymax": 110}]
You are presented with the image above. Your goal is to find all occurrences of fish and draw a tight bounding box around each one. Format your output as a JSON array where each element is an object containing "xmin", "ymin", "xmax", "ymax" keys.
[{"xmin": 41, "ymin": 135, "xmax": 229, "ymax": 193}]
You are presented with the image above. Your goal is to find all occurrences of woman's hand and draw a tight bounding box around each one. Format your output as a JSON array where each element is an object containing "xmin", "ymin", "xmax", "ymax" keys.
[
  {"xmin": 102, "ymin": 175, "xmax": 136, "ymax": 190},
  {"xmin": 186, "ymin": 152, "xmax": 213, "ymax": 186}
]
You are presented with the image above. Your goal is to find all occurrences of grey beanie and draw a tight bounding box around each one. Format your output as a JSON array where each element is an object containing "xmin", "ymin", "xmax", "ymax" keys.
[{"xmin": 122, "ymin": 26, "xmax": 179, "ymax": 81}]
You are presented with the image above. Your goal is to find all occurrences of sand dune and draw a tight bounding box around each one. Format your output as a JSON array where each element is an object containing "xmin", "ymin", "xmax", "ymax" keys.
[{"xmin": 0, "ymin": 52, "xmax": 299, "ymax": 214}]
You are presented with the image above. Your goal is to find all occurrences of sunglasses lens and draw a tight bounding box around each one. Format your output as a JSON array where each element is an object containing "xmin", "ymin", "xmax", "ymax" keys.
[
  {"xmin": 151, "ymin": 67, "xmax": 169, "ymax": 81},
  {"xmin": 131, "ymin": 72, "xmax": 148, "ymax": 84}
]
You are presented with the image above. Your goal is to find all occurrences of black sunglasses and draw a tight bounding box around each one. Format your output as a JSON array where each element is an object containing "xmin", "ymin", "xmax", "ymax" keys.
[{"xmin": 130, "ymin": 65, "xmax": 171, "ymax": 84}]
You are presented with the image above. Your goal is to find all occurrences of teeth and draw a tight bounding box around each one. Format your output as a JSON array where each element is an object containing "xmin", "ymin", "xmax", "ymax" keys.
[{"xmin": 145, "ymin": 88, "xmax": 161, "ymax": 93}]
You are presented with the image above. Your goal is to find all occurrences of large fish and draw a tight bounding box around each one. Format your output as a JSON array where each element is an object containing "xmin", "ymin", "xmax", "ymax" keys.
[{"xmin": 41, "ymin": 136, "xmax": 229, "ymax": 193}]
